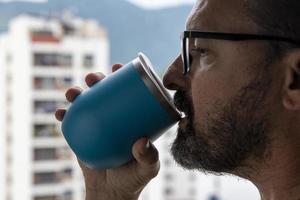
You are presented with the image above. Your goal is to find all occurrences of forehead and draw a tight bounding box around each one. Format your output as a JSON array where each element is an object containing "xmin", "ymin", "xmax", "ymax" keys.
[{"xmin": 186, "ymin": 0, "xmax": 259, "ymax": 34}]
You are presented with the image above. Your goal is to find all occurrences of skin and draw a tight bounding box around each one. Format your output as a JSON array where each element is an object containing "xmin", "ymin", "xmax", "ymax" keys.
[{"xmin": 56, "ymin": 0, "xmax": 300, "ymax": 199}]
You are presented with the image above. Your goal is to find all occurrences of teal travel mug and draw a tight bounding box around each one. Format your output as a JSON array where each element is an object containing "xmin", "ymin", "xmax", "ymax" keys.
[{"xmin": 61, "ymin": 53, "xmax": 181, "ymax": 169}]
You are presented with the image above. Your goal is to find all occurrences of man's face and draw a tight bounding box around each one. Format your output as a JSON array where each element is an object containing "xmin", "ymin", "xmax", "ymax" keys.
[{"xmin": 163, "ymin": 0, "xmax": 279, "ymax": 174}]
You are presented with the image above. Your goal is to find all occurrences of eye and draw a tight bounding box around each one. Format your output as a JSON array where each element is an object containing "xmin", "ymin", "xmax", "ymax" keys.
[{"xmin": 191, "ymin": 48, "xmax": 209, "ymax": 57}]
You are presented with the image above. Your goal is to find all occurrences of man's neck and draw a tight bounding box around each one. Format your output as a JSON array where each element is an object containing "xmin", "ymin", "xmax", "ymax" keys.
[{"xmin": 250, "ymin": 134, "xmax": 300, "ymax": 200}]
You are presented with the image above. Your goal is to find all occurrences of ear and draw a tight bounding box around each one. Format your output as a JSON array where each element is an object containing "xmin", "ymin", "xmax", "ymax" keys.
[{"xmin": 282, "ymin": 50, "xmax": 300, "ymax": 110}]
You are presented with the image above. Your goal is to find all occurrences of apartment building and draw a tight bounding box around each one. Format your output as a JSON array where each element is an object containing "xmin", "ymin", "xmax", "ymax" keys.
[
  {"xmin": 0, "ymin": 14, "xmax": 109, "ymax": 200},
  {"xmin": 0, "ymin": 33, "xmax": 7, "ymax": 200}
]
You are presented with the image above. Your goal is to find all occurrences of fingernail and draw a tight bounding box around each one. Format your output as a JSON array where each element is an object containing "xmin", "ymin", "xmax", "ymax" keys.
[
  {"xmin": 145, "ymin": 140, "xmax": 150, "ymax": 149},
  {"xmin": 141, "ymin": 139, "xmax": 150, "ymax": 154}
]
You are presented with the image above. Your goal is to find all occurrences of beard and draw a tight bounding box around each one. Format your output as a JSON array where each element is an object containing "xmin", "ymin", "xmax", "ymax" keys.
[{"xmin": 171, "ymin": 73, "xmax": 272, "ymax": 175}]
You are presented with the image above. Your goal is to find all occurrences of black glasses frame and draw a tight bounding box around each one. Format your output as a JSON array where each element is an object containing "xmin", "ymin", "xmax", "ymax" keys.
[{"xmin": 181, "ymin": 30, "xmax": 300, "ymax": 75}]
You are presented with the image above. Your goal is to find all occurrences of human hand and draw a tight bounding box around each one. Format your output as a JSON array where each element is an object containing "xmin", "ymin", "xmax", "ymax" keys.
[{"xmin": 55, "ymin": 64, "xmax": 160, "ymax": 200}]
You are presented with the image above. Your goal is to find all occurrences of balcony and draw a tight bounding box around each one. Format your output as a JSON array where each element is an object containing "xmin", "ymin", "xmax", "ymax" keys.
[
  {"xmin": 31, "ymin": 35, "xmax": 60, "ymax": 44},
  {"xmin": 33, "ymin": 192, "xmax": 73, "ymax": 200},
  {"xmin": 32, "ymin": 183, "xmax": 74, "ymax": 197},
  {"xmin": 31, "ymin": 30, "xmax": 60, "ymax": 44},
  {"xmin": 33, "ymin": 114, "xmax": 57, "ymax": 124},
  {"xmin": 33, "ymin": 160, "xmax": 75, "ymax": 173},
  {"xmin": 34, "ymin": 100, "xmax": 68, "ymax": 114},
  {"xmin": 33, "ymin": 68, "xmax": 73, "ymax": 77},
  {"xmin": 32, "ymin": 91, "xmax": 65, "ymax": 101},
  {"xmin": 33, "ymin": 77, "xmax": 73, "ymax": 91},
  {"xmin": 82, "ymin": 54, "xmax": 94, "ymax": 68},
  {"xmin": 33, "ymin": 53, "xmax": 73, "ymax": 68},
  {"xmin": 33, "ymin": 168, "xmax": 73, "ymax": 185},
  {"xmin": 34, "ymin": 124, "xmax": 61, "ymax": 138},
  {"xmin": 33, "ymin": 147, "xmax": 73, "ymax": 162},
  {"xmin": 32, "ymin": 138, "xmax": 67, "ymax": 148}
]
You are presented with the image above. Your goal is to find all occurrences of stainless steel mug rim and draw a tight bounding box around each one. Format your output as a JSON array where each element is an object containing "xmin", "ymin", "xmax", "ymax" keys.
[{"xmin": 132, "ymin": 53, "xmax": 182, "ymax": 121}]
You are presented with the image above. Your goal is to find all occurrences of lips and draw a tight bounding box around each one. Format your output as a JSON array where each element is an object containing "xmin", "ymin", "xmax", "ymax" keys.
[
  {"xmin": 173, "ymin": 97, "xmax": 188, "ymax": 118},
  {"xmin": 179, "ymin": 116, "xmax": 188, "ymax": 127},
  {"xmin": 173, "ymin": 90, "xmax": 191, "ymax": 119},
  {"xmin": 174, "ymin": 99, "xmax": 186, "ymax": 113}
]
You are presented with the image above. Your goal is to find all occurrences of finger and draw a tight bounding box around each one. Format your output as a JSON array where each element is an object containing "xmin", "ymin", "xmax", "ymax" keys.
[
  {"xmin": 132, "ymin": 138, "xmax": 160, "ymax": 181},
  {"xmin": 112, "ymin": 64, "xmax": 123, "ymax": 72},
  {"xmin": 85, "ymin": 72, "xmax": 105, "ymax": 87},
  {"xmin": 65, "ymin": 86, "xmax": 83, "ymax": 102},
  {"xmin": 55, "ymin": 108, "xmax": 66, "ymax": 121}
]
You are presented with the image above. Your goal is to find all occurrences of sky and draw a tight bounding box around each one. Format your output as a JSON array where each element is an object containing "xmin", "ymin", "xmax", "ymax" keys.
[
  {"xmin": 126, "ymin": 0, "xmax": 196, "ymax": 9},
  {"xmin": 0, "ymin": 0, "xmax": 47, "ymax": 2},
  {"xmin": 0, "ymin": 0, "xmax": 196, "ymax": 8}
]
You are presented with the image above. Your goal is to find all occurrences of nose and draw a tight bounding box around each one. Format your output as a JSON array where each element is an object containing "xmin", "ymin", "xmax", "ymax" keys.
[{"xmin": 163, "ymin": 55, "xmax": 189, "ymax": 91}]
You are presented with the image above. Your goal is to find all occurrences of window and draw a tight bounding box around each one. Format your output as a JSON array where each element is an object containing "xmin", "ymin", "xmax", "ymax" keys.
[
  {"xmin": 34, "ymin": 101, "xmax": 57, "ymax": 114},
  {"xmin": 34, "ymin": 148, "xmax": 56, "ymax": 161},
  {"xmin": 59, "ymin": 168, "xmax": 73, "ymax": 181},
  {"xmin": 34, "ymin": 172, "xmax": 57, "ymax": 184},
  {"xmin": 34, "ymin": 101, "xmax": 67, "ymax": 114},
  {"xmin": 83, "ymin": 54, "xmax": 94, "ymax": 68},
  {"xmin": 33, "ymin": 169, "xmax": 73, "ymax": 185},
  {"xmin": 164, "ymin": 173, "xmax": 173, "ymax": 181},
  {"xmin": 34, "ymin": 191, "xmax": 73, "ymax": 200},
  {"xmin": 33, "ymin": 53, "xmax": 72, "ymax": 67},
  {"xmin": 56, "ymin": 147, "xmax": 72, "ymax": 159},
  {"xmin": 33, "ymin": 124, "xmax": 60, "ymax": 138},
  {"xmin": 164, "ymin": 187, "xmax": 174, "ymax": 196},
  {"xmin": 33, "ymin": 77, "xmax": 73, "ymax": 90},
  {"xmin": 34, "ymin": 196, "xmax": 56, "ymax": 200},
  {"xmin": 33, "ymin": 147, "xmax": 72, "ymax": 161}
]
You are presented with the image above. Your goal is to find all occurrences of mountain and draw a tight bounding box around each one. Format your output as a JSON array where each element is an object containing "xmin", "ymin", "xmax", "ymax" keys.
[{"xmin": 0, "ymin": 0, "xmax": 192, "ymax": 75}]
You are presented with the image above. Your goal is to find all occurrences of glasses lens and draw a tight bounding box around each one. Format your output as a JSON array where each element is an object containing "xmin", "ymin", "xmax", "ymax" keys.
[
  {"xmin": 181, "ymin": 36, "xmax": 190, "ymax": 75},
  {"xmin": 181, "ymin": 36, "xmax": 186, "ymax": 74},
  {"xmin": 185, "ymin": 37, "xmax": 190, "ymax": 73}
]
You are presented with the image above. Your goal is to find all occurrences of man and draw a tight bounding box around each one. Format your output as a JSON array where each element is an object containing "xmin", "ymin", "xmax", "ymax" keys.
[{"xmin": 55, "ymin": 0, "xmax": 300, "ymax": 199}]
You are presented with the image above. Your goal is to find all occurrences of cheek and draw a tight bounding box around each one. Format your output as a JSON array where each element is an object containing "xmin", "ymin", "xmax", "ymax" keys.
[{"xmin": 190, "ymin": 70, "xmax": 246, "ymax": 123}]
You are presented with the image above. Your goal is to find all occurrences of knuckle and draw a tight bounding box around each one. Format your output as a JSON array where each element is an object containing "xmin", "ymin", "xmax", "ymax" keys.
[
  {"xmin": 132, "ymin": 165, "xmax": 150, "ymax": 186},
  {"xmin": 148, "ymin": 161, "xmax": 160, "ymax": 178},
  {"xmin": 133, "ymin": 161, "xmax": 160, "ymax": 186}
]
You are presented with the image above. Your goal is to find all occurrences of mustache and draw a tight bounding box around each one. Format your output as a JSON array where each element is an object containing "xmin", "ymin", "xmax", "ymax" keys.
[{"xmin": 173, "ymin": 90, "xmax": 193, "ymax": 117}]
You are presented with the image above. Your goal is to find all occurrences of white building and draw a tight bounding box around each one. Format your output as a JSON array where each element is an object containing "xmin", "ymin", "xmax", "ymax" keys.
[
  {"xmin": 0, "ymin": 34, "xmax": 8, "ymax": 200},
  {"xmin": 0, "ymin": 14, "xmax": 109, "ymax": 200}
]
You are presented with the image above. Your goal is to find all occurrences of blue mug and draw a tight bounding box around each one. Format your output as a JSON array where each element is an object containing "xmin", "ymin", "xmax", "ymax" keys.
[{"xmin": 61, "ymin": 53, "xmax": 181, "ymax": 169}]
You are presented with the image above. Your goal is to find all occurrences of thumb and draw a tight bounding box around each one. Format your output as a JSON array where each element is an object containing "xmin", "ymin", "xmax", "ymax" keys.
[{"xmin": 132, "ymin": 138, "xmax": 160, "ymax": 184}]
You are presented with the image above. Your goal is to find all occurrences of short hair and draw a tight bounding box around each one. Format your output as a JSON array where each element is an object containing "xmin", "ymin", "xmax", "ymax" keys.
[{"xmin": 245, "ymin": 0, "xmax": 300, "ymax": 59}]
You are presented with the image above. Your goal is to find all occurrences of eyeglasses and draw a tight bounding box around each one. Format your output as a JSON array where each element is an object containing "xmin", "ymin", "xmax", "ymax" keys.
[{"xmin": 181, "ymin": 30, "xmax": 300, "ymax": 75}]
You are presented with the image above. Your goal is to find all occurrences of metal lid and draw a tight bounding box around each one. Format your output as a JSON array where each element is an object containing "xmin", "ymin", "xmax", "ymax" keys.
[{"xmin": 132, "ymin": 52, "xmax": 182, "ymax": 121}]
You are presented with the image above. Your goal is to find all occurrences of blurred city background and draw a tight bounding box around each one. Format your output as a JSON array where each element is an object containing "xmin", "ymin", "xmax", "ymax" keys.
[{"xmin": 0, "ymin": 0, "xmax": 260, "ymax": 200}]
